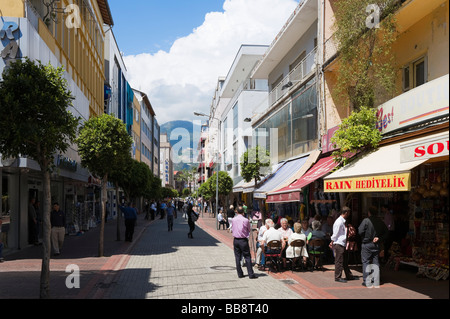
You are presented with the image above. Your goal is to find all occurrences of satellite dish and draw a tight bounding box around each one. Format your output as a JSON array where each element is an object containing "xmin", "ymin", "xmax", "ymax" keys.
[{"xmin": 1, "ymin": 156, "xmax": 16, "ymax": 167}]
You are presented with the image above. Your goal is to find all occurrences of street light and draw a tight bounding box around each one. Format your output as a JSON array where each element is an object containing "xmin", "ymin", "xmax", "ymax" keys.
[{"xmin": 194, "ymin": 111, "xmax": 220, "ymax": 229}]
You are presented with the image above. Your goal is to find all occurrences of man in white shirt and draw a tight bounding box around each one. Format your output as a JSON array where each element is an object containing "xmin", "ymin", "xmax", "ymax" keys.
[
  {"xmin": 278, "ymin": 218, "xmax": 293, "ymax": 269},
  {"xmin": 262, "ymin": 219, "xmax": 285, "ymax": 254},
  {"xmin": 330, "ymin": 206, "xmax": 354, "ymax": 283},
  {"xmin": 217, "ymin": 210, "xmax": 228, "ymax": 229},
  {"xmin": 255, "ymin": 219, "xmax": 269, "ymax": 269}
]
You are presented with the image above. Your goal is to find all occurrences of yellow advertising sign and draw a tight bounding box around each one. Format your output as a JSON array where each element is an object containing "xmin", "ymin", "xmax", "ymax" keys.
[{"xmin": 324, "ymin": 173, "xmax": 411, "ymax": 193}]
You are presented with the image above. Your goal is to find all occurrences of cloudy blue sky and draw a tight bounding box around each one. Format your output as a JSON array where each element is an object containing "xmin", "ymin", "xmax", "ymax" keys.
[{"xmin": 108, "ymin": 0, "xmax": 300, "ymax": 125}]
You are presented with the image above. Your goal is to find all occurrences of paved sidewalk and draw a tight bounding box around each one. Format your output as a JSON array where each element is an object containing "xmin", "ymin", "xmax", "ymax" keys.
[
  {"xmin": 0, "ymin": 212, "xmax": 155, "ymax": 299},
  {"xmin": 0, "ymin": 210, "xmax": 448, "ymax": 300},
  {"xmin": 197, "ymin": 214, "xmax": 449, "ymax": 300},
  {"xmin": 102, "ymin": 213, "xmax": 303, "ymax": 299}
]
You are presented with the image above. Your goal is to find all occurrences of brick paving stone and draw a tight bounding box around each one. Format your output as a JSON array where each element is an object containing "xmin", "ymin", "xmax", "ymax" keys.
[
  {"xmin": 103, "ymin": 215, "xmax": 303, "ymax": 300},
  {"xmin": 1, "ymin": 210, "xmax": 448, "ymax": 301}
]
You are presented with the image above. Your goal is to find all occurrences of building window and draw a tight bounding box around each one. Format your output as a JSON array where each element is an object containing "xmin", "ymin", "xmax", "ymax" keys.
[
  {"xmin": 233, "ymin": 142, "xmax": 238, "ymax": 177},
  {"xmin": 402, "ymin": 55, "xmax": 427, "ymax": 92},
  {"xmin": 233, "ymin": 102, "xmax": 238, "ymax": 141}
]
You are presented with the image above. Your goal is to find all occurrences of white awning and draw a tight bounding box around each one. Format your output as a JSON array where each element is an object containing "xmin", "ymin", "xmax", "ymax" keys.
[{"xmin": 324, "ymin": 140, "xmax": 429, "ymax": 193}]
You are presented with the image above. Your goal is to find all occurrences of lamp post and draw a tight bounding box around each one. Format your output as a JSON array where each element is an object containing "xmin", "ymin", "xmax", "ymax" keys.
[{"xmin": 194, "ymin": 111, "xmax": 220, "ymax": 229}]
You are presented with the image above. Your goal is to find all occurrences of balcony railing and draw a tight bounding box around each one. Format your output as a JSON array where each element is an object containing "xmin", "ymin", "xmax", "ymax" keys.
[{"xmin": 252, "ymin": 47, "xmax": 317, "ymax": 122}]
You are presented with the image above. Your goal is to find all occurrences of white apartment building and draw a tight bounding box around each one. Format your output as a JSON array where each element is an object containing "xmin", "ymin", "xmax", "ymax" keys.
[
  {"xmin": 160, "ymin": 133, "xmax": 174, "ymax": 188},
  {"xmin": 208, "ymin": 45, "xmax": 269, "ymax": 189}
]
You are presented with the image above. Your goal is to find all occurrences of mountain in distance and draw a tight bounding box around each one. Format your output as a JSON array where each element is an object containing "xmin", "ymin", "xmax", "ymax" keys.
[{"xmin": 160, "ymin": 120, "xmax": 203, "ymax": 172}]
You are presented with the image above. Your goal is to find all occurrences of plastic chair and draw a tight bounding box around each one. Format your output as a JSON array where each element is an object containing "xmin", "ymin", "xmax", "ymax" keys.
[
  {"xmin": 264, "ymin": 240, "xmax": 282, "ymax": 273},
  {"xmin": 308, "ymin": 238, "xmax": 325, "ymax": 270},
  {"xmin": 218, "ymin": 220, "xmax": 227, "ymax": 230},
  {"xmin": 288, "ymin": 239, "xmax": 306, "ymax": 272}
]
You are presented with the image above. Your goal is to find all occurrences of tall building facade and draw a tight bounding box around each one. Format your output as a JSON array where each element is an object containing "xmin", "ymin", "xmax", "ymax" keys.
[
  {"xmin": 0, "ymin": 0, "xmax": 113, "ymax": 252},
  {"xmin": 160, "ymin": 133, "xmax": 174, "ymax": 188}
]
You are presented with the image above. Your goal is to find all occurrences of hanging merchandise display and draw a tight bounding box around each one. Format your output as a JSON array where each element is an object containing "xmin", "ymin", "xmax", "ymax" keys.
[{"xmin": 388, "ymin": 160, "xmax": 449, "ymax": 280}]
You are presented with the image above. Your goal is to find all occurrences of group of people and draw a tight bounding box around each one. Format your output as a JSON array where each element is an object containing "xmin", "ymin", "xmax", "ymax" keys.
[
  {"xmin": 233, "ymin": 204, "xmax": 389, "ymax": 287},
  {"xmin": 27, "ymin": 198, "xmax": 67, "ymax": 257},
  {"xmin": 254, "ymin": 216, "xmax": 328, "ymax": 272},
  {"xmin": 328, "ymin": 206, "xmax": 389, "ymax": 286}
]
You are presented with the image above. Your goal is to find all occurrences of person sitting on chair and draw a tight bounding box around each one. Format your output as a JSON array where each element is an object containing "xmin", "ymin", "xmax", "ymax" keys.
[
  {"xmin": 261, "ymin": 219, "xmax": 285, "ymax": 270},
  {"xmin": 218, "ymin": 209, "xmax": 228, "ymax": 229},
  {"xmin": 278, "ymin": 218, "xmax": 293, "ymax": 270},
  {"xmin": 286, "ymin": 222, "xmax": 309, "ymax": 269},
  {"xmin": 308, "ymin": 220, "xmax": 327, "ymax": 268}
]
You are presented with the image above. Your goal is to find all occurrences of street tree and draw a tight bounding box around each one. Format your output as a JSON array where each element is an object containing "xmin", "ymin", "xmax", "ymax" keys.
[
  {"xmin": 0, "ymin": 58, "xmax": 80, "ymax": 299},
  {"xmin": 76, "ymin": 114, "xmax": 132, "ymax": 257},
  {"xmin": 207, "ymin": 171, "xmax": 233, "ymax": 209},
  {"xmin": 240, "ymin": 146, "xmax": 271, "ymax": 189},
  {"xmin": 119, "ymin": 158, "xmax": 153, "ymax": 201}
]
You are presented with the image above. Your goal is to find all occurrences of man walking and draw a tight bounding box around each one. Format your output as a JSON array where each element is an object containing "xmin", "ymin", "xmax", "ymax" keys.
[
  {"xmin": 359, "ymin": 206, "xmax": 388, "ymax": 287},
  {"xmin": 119, "ymin": 202, "xmax": 138, "ymax": 242},
  {"xmin": 50, "ymin": 203, "xmax": 66, "ymax": 256},
  {"xmin": 330, "ymin": 206, "xmax": 354, "ymax": 283},
  {"xmin": 231, "ymin": 206, "xmax": 257, "ymax": 279}
]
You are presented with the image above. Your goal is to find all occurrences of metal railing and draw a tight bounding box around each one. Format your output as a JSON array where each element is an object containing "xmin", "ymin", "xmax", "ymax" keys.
[{"xmin": 252, "ymin": 47, "xmax": 317, "ymax": 122}]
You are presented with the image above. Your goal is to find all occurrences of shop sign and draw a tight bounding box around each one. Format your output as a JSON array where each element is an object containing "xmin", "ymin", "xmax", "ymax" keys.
[
  {"xmin": 321, "ymin": 126, "xmax": 339, "ymax": 154},
  {"xmin": 266, "ymin": 191, "xmax": 301, "ymax": 203},
  {"xmin": 324, "ymin": 173, "xmax": 411, "ymax": 193},
  {"xmin": 376, "ymin": 74, "xmax": 449, "ymax": 135},
  {"xmin": 400, "ymin": 133, "xmax": 449, "ymax": 163},
  {"xmin": 56, "ymin": 155, "xmax": 78, "ymax": 172}
]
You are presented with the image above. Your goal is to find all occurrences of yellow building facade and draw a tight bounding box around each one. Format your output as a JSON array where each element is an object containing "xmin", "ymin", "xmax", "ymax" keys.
[
  {"xmin": 322, "ymin": 0, "xmax": 449, "ymax": 131},
  {"xmin": 1, "ymin": 0, "xmax": 113, "ymax": 118},
  {"xmin": 132, "ymin": 94, "xmax": 142, "ymax": 161},
  {"xmin": 0, "ymin": 0, "xmax": 114, "ymax": 251}
]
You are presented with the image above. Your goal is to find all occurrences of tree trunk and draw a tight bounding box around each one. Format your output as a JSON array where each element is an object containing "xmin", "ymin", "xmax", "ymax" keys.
[
  {"xmin": 39, "ymin": 169, "xmax": 52, "ymax": 299},
  {"xmin": 98, "ymin": 174, "xmax": 107, "ymax": 257},
  {"xmin": 116, "ymin": 185, "xmax": 121, "ymax": 241}
]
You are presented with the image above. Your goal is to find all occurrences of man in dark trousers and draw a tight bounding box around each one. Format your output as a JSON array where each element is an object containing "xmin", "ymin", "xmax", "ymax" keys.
[
  {"xmin": 330, "ymin": 206, "xmax": 355, "ymax": 283},
  {"xmin": 119, "ymin": 202, "xmax": 138, "ymax": 242},
  {"xmin": 231, "ymin": 206, "xmax": 257, "ymax": 279},
  {"xmin": 358, "ymin": 206, "xmax": 388, "ymax": 287}
]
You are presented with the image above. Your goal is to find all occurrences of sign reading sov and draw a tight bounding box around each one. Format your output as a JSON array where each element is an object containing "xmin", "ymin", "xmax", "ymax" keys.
[{"xmin": 400, "ymin": 133, "xmax": 449, "ymax": 163}]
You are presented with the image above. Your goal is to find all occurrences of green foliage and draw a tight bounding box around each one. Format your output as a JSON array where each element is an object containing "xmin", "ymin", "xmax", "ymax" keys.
[
  {"xmin": 331, "ymin": 106, "xmax": 382, "ymax": 165},
  {"xmin": 0, "ymin": 58, "xmax": 79, "ymax": 168},
  {"xmin": 146, "ymin": 175, "xmax": 163, "ymax": 200},
  {"xmin": 182, "ymin": 188, "xmax": 191, "ymax": 197},
  {"xmin": 207, "ymin": 171, "xmax": 234, "ymax": 197},
  {"xmin": 240, "ymin": 146, "xmax": 271, "ymax": 184},
  {"xmin": 76, "ymin": 113, "xmax": 133, "ymax": 178},
  {"xmin": 161, "ymin": 187, "xmax": 178, "ymax": 199},
  {"xmin": 116, "ymin": 158, "xmax": 154, "ymax": 200},
  {"xmin": 332, "ymin": 0, "xmax": 399, "ymax": 110},
  {"xmin": 175, "ymin": 167, "xmax": 197, "ymax": 191},
  {"xmin": 198, "ymin": 179, "xmax": 213, "ymax": 200}
]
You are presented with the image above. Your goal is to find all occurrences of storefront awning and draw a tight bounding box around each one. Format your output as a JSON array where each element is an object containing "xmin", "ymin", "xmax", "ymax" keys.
[
  {"xmin": 232, "ymin": 179, "xmax": 246, "ymax": 193},
  {"xmin": 323, "ymin": 140, "xmax": 430, "ymax": 193},
  {"xmin": 253, "ymin": 153, "xmax": 314, "ymax": 199},
  {"xmin": 240, "ymin": 161, "xmax": 287, "ymax": 193},
  {"xmin": 266, "ymin": 155, "xmax": 339, "ymax": 203}
]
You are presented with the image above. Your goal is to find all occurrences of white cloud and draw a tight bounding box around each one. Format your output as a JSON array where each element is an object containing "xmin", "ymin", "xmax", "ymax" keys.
[{"xmin": 123, "ymin": 0, "xmax": 300, "ymax": 125}]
